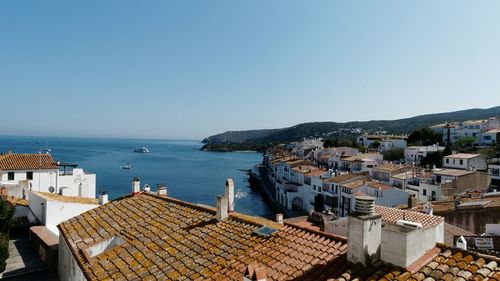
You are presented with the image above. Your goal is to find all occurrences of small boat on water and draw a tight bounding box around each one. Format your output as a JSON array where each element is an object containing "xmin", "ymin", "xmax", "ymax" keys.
[
  {"xmin": 134, "ymin": 147, "xmax": 150, "ymax": 153},
  {"xmin": 38, "ymin": 148, "xmax": 52, "ymax": 154},
  {"xmin": 121, "ymin": 163, "xmax": 132, "ymax": 169}
]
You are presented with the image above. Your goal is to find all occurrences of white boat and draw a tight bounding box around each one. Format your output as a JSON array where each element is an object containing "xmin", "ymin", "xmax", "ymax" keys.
[
  {"xmin": 134, "ymin": 147, "xmax": 150, "ymax": 153},
  {"xmin": 121, "ymin": 163, "xmax": 132, "ymax": 169},
  {"xmin": 38, "ymin": 148, "xmax": 52, "ymax": 154}
]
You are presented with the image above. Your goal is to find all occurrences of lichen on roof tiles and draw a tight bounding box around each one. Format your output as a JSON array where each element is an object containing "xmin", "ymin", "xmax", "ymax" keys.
[{"xmin": 58, "ymin": 192, "xmax": 348, "ymax": 280}]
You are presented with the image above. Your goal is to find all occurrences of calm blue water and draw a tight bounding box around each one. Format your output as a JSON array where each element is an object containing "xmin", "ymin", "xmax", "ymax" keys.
[{"xmin": 0, "ymin": 136, "xmax": 273, "ymax": 217}]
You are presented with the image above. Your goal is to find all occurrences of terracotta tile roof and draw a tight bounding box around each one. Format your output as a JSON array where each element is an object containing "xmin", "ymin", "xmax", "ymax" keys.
[
  {"xmin": 331, "ymin": 245, "xmax": 500, "ymax": 281},
  {"xmin": 374, "ymin": 163, "xmax": 411, "ymax": 172},
  {"xmin": 326, "ymin": 173, "xmax": 363, "ymax": 184},
  {"xmin": 367, "ymin": 182, "xmax": 392, "ymax": 191},
  {"xmin": 342, "ymin": 153, "xmax": 381, "ymax": 162},
  {"xmin": 374, "ymin": 205, "xmax": 444, "ymax": 229},
  {"xmin": 0, "ymin": 153, "xmax": 58, "ymax": 170},
  {"xmin": 58, "ymin": 193, "xmax": 348, "ymax": 281},
  {"xmin": 304, "ymin": 169, "xmax": 327, "ymax": 177},
  {"xmin": 340, "ymin": 179, "xmax": 366, "ymax": 190}
]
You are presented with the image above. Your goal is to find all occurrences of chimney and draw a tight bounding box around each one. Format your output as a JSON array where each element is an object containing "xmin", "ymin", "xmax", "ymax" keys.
[
  {"xmin": 243, "ymin": 263, "xmax": 267, "ymax": 281},
  {"xmin": 347, "ymin": 196, "xmax": 381, "ymax": 266},
  {"xmin": 276, "ymin": 214, "xmax": 283, "ymax": 224},
  {"xmin": 225, "ymin": 179, "xmax": 235, "ymax": 212},
  {"xmin": 423, "ymin": 202, "xmax": 433, "ymax": 215},
  {"xmin": 143, "ymin": 184, "xmax": 151, "ymax": 193},
  {"xmin": 98, "ymin": 191, "xmax": 108, "ymax": 205},
  {"xmin": 216, "ymin": 195, "xmax": 228, "ymax": 221},
  {"xmin": 132, "ymin": 177, "xmax": 141, "ymax": 195},
  {"xmin": 407, "ymin": 193, "xmax": 417, "ymax": 209},
  {"xmin": 157, "ymin": 184, "xmax": 167, "ymax": 197}
]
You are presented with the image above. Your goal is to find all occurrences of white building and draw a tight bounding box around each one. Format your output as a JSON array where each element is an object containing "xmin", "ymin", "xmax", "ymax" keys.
[
  {"xmin": 404, "ymin": 145, "xmax": 445, "ymax": 164},
  {"xmin": 340, "ymin": 153, "xmax": 383, "ymax": 173},
  {"xmin": 378, "ymin": 139, "xmax": 407, "ymax": 153},
  {"xmin": 480, "ymin": 129, "xmax": 500, "ymax": 146},
  {"xmin": 405, "ymin": 178, "xmax": 442, "ymax": 203},
  {"xmin": 0, "ymin": 153, "xmax": 96, "ymax": 199},
  {"xmin": 443, "ymin": 153, "xmax": 487, "ymax": 171},
  {"xmin": 431, "ymin": 122, "xmax": 460, "ymax": 145},
  {"xmin": 431, "ymin": 117, "xmax": 500, "ymax": 146},
  {"xmin": 357, "ymin": 134, "xmax": 408, "ymax": 148},
  {"xmin": 338, "ymin": 180, "xmax": 409, "ymax": 217},
  {"xmin": 29, "ymin": 191, "xmax": 101, "ymax": 235},
  {"xmin": 489, "ymin": 159, "xmax": 500, "ymax": 187}
]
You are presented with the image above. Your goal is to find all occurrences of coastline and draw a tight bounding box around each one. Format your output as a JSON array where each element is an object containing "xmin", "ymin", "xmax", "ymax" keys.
[{"xmin": 248, "ymin": 165, "xmax": 308, "ymax": 219}]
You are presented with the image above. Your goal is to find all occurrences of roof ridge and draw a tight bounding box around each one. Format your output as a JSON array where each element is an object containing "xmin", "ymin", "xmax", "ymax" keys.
[
  {"xmin": 141, "ymin": 192, "xmax": 217, "ymax": 214},
  {"xmin": 437, "ymin": 242, "xmax": 500, "ymax": 263},
  {"xmin": 142, "ymin": 192, "xmax": 287, "ymax": 229},
  {"xmin": 284, "ymin": 222, "xmax": 348, "ymax": 243}
]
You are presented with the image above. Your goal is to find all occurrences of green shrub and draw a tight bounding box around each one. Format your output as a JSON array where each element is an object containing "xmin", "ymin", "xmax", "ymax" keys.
[{"xmin": 0, "ymin": 200, "xmax": 14, "ymax": 273}]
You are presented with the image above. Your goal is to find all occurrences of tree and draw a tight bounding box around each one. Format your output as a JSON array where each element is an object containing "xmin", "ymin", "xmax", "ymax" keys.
[
  {"xmin": 420, "ymin": 152, "xmax": 443, "ymax": 168},
  {"xmin": 408, "ymin": 128, "xmax": 443, "ymax": 146},
  {"xmin": 369, "ymin": 141, "xmax": 380, "ymax": 149},
  {"xmin": 442, "ymin": 145, "xmax": 452, "ymax": 157},
  {"xmin": 0, "ymin": 199, "xmax": 14, "ymax": 273},
  {"xmin": 323, "ymin": 139, "xmax": 335, "ymax": 148},
  {"xmin": 454, "ymin": 136, "xmax": 476, "ymax": 152},
  {"xmin": 383, "ymin": 148, "xmax": 404, "ymax": 162}
]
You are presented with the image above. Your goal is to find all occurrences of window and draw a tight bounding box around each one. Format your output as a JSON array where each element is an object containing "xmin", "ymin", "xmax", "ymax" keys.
[
  {"xmin": 484, "ymin": 136, "xmax": 492, "ymax": 140},
  {"xmin": 423, "ymin": 189, "xmax": 427, "ymax": 196},
  {"xmin": 7, "ymin": 172, "xmax": 14, "ymax": 181},
  {"xmin": 26, "ymin": 171, "xmax": 33, "ymax": 180},
  {"xmin": 459, "ymin": 160, "xmax": 463, "ymax": 165},
  {"xmin": 446, "ymin": 159, "xmax": 449, "ymax": 164}
]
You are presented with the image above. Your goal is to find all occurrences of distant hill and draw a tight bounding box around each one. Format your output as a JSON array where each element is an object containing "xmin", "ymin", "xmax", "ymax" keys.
[{"xmin": 201, "ymin": 106, "xmax": 500, "ymax": 150}]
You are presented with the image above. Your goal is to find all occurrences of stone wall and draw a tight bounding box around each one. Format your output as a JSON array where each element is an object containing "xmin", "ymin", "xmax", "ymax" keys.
[{"xmin": 435, "ymin": 206, "xmax": 500, "ymax": 235}]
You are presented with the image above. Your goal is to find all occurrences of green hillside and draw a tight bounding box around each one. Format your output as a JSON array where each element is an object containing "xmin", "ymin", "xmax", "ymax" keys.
[{"xmin": 201, "ymin": 106, "xmax": 500, "ymax": 151}]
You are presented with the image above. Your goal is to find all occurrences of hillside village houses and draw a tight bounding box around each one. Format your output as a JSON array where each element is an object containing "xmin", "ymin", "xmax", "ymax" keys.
[
  {"xmin": 431, "ymin": 116, "xmax": 500, "ymax": 146},
  {"xmin": 263, "ymin": 127, "xmax": 496, "ymax": 216},
  {"xmin": 404, "ymin": 145, "xmax": 446, "ymax": 164},
  {"xmin": 357, "ymin": 134, "xmax": 408, "ymax": 152}
]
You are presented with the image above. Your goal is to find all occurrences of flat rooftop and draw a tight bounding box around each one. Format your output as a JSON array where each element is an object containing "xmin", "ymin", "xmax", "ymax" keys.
[{"xmin": 31, "ymin": 191, "xmax": 98, "ymax": 205}]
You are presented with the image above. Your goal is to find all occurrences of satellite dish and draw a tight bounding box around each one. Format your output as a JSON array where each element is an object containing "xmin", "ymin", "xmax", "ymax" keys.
[{"xmin": 48, "ymin": 186, "xmax": 55, "ymax": 193}]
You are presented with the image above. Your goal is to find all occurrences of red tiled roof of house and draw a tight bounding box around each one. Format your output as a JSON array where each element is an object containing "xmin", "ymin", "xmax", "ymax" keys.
[
  {"xmin": 58, "ymin": 193, "xmax": 349, "ymax": 281},
  {"xmin": 367, "ymin": 182, "xmax": 392, "ymax": 190},
  {"xmin": 374, "ymin": 205, "xmax": 444, "ymax": 229},
  {"xmin": 330, "ymin": 245, "xmax": 500, "ymax": 281},
  {"xmin": 340, "ymin": 179, "xmax": 366, "ymax": 190},
  {"xmin": 304, "ymin": 169, "xmax": 327, "ymax": 177},
  {"xmin": 0, "ymin": 153, "xmax": 57, "ymax": 170}
]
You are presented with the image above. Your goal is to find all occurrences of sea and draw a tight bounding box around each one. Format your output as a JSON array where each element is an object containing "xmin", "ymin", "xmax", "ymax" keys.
[{"xmin": 0, "ymin": 136, "xmax": 273, "ymax": 217}]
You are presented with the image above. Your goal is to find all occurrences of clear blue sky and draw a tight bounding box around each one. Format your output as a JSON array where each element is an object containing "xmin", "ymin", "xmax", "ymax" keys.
[{"xmin": 1, "ymin": 1, "xmax": 500, "ymax": 140}]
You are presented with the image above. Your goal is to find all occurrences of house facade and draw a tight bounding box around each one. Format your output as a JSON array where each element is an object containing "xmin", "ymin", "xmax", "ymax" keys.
[
  {"xmin": 404, "ymin": 145, "xmax": 445, "ymax": 164},
  {"xmin": 443, "ymin": 153, "xmax": 487, "ymax": 171},
  {"xmin": 0, "ymin": 153, "xmax": 96, "ymax": 199}
]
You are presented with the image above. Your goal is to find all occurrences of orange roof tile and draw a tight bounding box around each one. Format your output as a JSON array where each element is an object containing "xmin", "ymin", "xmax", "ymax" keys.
[
  {"xmin": 332, "ymin": 245, "xmax": 500, "ymax": 281},
  {"xmin": 374, "ymin": 205, "xmax": 444, "ymax": 229},
  {"xmin": 304, "ymin": 169, "xmax": 327, "ymax": 177},
  {"xmin": 367, "ymin": 182, "xmax": 392, "ymax": 191},
  {"xmin": 340, "ymin": 180, "xmax": 366, "ymax": 190},
  {"xmin": 0, "ymin": 153, "xmax": 58, "ymax": 170},
  {"xmin": 58, "ymin": 193, "xmax": 348, "ymax": 281}
]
